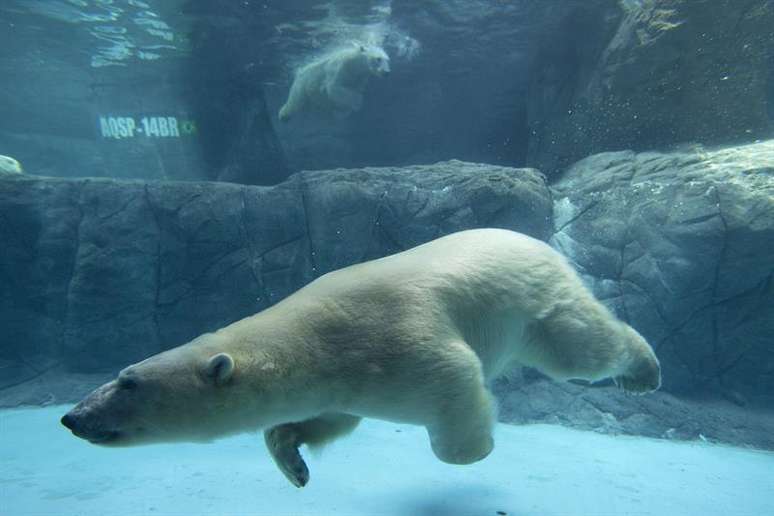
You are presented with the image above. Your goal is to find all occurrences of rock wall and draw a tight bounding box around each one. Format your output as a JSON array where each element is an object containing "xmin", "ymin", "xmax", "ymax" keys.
[{"xmin": 0, "ymin": 161, "xmax": 551, "ymax": 388}]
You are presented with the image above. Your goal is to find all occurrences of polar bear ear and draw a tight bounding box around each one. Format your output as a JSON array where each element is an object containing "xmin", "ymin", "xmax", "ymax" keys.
[{"xmin": 204, "ymin": 353, "xmax": 234, "ymax": 385}]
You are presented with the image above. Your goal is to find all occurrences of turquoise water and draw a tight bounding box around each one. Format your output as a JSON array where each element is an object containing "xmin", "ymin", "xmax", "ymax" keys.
[
  {"xmin": 1, "ymin": 0, "xmax": 186, "ymax": 67},
  {"xmin": 3, "ymin": 406, "xmax": 773, "ymax": 516}
]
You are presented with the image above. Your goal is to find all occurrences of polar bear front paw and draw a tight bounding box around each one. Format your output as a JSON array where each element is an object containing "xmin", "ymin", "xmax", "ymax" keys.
[{"xmin": 264, "ymin": 425, "xmax": 310, "ymax": 487}]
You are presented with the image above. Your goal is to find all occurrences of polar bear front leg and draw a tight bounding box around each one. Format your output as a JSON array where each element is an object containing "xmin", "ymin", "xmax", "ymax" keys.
[
  {"xmin": 264, "ymin": 413, "xmax": 361, "ymax": 487},
  {"xmin": 278, "ymin": 79, "xmax": 306, "ymax": 121},
  {"xmin": 426, "ymin": 346, "xmax": 496, "ymax": 465}
]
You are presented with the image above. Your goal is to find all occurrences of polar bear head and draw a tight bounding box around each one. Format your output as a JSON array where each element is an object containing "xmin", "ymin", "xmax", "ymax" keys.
[
  {"xmin": 358, "ymin": 43, "xmax": 390, "ymax": 76},
  {"xmin": 60, "ymin": 333, "xmax": 264, "ymax": 446}
]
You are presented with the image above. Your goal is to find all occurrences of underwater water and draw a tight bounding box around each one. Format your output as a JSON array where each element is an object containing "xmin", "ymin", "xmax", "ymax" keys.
[
  {"xmin": 4, "ymin": 406, "xmax": 774, "ymax": 516},
  {"xmin": 1, "ymin": 1, "xmax": 773, "ymax": 516}
]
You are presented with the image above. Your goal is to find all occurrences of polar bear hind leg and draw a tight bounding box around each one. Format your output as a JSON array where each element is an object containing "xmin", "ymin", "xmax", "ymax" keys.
[
  {"xmin": 264, "ymin": 413, "xmax": 361, "ymax": 487},
  {"xmin": 523, "ymin": 301, "xmax": 661, "ymax": 394},
  {"xmin": 426, "ymin": 341, "xmax": 496, "ymax": 465}
]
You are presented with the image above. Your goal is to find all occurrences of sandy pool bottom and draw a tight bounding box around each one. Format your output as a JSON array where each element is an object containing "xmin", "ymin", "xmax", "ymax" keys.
[{"xmin": 1, "ymin": 405, "xmax": 772, "ymax": 516}]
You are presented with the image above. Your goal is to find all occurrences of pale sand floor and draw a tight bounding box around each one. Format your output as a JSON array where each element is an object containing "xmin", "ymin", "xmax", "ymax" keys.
[{"xmin": 1, "ymin": 405, "xmax": 772, "ymax": 516}]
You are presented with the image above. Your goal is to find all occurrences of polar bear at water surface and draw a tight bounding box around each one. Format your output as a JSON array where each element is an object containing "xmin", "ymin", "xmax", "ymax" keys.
[
  {"xmin": 278, "ymin": 42, "xmax": 390, "ymax": 122},
  {"xmin": 61, "ymin": 229, "xmax": 660, "ymax": 487}
]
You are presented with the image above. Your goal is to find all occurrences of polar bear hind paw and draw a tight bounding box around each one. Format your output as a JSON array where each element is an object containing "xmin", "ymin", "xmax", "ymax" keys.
[
  {"xmin": 613, "ymin": 359, "xmax": 661, "ymax": 394},
  {"xmin": 614, "ymin": 375, "xmax": 650, "ymax": 394}
]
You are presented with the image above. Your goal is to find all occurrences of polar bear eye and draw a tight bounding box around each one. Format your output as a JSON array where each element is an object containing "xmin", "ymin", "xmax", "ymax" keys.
[{"xmin": 118, "ymin": 376, "xmax": 138, "ymax": 390}]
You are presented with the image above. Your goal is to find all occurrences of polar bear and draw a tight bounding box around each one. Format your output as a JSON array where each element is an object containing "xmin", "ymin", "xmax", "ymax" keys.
[
  {"xmin": 278, "ymin": 42, "xmax": 390, "ymax": 122},
  {"xmin": 61, "ymin": 228, "xmax": 660, "ymax": 487},
  {"xmin": 0, "ymin": 155, "xmax": 23, "ymax": 175}
]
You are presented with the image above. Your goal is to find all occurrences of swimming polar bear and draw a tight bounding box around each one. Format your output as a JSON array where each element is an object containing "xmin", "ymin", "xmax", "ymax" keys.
[
  {"xmin": 61, "ymin": 228, "xmax": 661, "ymax": 487},
  {"xmin": 278, "ymin": 42, "xmax": 390, "ymax": 121}
]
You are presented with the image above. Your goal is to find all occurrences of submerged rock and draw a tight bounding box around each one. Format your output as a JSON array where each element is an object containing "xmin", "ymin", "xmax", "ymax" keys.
[
  {"xmin": 551, "ymin": 139, "xmax": 774, "ymax": 406},
  {"xmin": 494, "ymin": 373, "xmax": 774, "ymax": 451}
]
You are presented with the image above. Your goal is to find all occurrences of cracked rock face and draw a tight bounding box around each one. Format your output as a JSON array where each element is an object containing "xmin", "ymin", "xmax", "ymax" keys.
[
  {"xmin": 550, "ymin": 140, "xmax": 774, "ymax": 406},
  {"xmin": 0, "ymin": 161, "xmax": 551, "ymax": 388}
]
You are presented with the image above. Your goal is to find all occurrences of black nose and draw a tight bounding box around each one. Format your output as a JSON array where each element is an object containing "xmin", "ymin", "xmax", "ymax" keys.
[{"xmin": 61, "ymin": 413, "xmax": 76, "ymax": 430}]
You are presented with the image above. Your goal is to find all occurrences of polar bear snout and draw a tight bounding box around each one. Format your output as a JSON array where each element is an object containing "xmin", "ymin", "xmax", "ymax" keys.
[
  {"xmin": 61, "ymin": 380, "xmax": 130, "ymax": 445},
  {"xmin": 60, "ymin": 411, "xmax": 120, "ymax": 444},
  {"xmin": 60, "ymin": 380, "xmax": 136, "ymax": 444}
]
